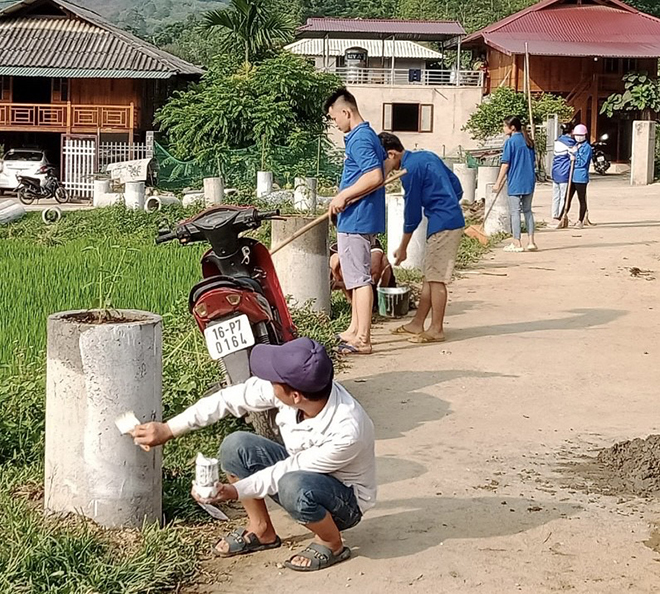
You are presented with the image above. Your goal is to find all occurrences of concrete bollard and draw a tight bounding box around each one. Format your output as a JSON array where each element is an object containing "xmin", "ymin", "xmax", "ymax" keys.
[
  {"xmin": 484, "ymin": 183, "xmax": 511, "ymax": 236},
  {"xmin": 124, "ymin": 181, "xmax": 146, "ymax": 210},
  {"xmin": 630, "ymin": 120, "xmax": 656, "ymax": 186},
  {"xmin": 45, "ymin": 309, "xmax": 163, "ymax": 529},
  {"xmin": 271, "ymin": 216, "xmax": 330, "ymax": 313},
  {"xmin": 145, "ymin": 195, "xmax": 182, "ymax": 213},
  {"xmin": 203, "ymin": 177, "xmax": 224, "ymax": 206},
  {"xmin": 256, "ymin": 171, "xmax": 273, "ymax": 198},
  {"xmin": 477, "ymin": 166, "xmax": 500, "ymax": 201},
  {"xmin": 453, "ymin": 164, "xmax": 477, "ymax": 204},
  {"xmin": 0, "ymin": 199, "xmax": 26, "ymax": 225},
  {"xmin": 93, "ymin": 179, "xmax": 111, "ymax": 207},
  {"xmin": 387, "ymin": 192, "xmax": 428, "ymax": 270},
  {"xmin": 293, "ymin": 177, "xmax": 318, "ymax": 212}
]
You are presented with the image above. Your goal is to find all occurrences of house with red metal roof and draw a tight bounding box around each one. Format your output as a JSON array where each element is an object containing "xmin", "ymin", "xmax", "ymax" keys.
[
  {"xmin": 294, "ymin": 17, "xmax": 484, "ymax": 158},
  {"xmin": 463, "ymin": 0, "xmax": 660, "ymax": 161}
]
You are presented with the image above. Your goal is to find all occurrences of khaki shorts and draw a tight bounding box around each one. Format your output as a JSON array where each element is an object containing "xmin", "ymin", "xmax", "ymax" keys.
[{"xmin": 424, "ymin": 228, "xmax": 464, "ymax": 283}]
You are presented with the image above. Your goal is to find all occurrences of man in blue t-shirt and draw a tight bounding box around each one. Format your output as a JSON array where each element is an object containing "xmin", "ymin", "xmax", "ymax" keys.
[
  {"xmin": 379, "ymin": 132, "xmax": 465, "ymax": 344},
  {"xmin": 325, "ymin": 88, "xmax": 386, "ymax": 355}
]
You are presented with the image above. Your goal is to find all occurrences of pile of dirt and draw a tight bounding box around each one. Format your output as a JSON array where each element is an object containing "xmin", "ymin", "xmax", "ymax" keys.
[{"xmin": 596, "ymin": 435, "xmax": 660, "ymax": 497}]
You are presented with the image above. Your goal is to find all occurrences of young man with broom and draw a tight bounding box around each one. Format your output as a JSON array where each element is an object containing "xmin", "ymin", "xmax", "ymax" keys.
[
  {"xmin": 325, "ymin": 88, "xmax": 387, "ymax": 355},
  {"xmin": 378, "ymin": 133, "xmax": 465, "ymax": 344}
]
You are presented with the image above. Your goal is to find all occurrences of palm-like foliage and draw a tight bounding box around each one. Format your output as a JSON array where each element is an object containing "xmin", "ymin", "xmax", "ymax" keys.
[{"xmin": 204, "ymin": 0, "xmax": 295, "ymax": 65}]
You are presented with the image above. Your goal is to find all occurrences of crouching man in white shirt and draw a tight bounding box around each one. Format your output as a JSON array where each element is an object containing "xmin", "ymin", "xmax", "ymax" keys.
[{"xmin": 132, "ymin": 337, "xmax": 376, "ymax": 572}]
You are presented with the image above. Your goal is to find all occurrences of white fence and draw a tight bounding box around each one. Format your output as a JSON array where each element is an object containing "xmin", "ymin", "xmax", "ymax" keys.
[
  {"xmin": 63, "ymin": 132, "xmax": 154, "ymax": 199},
  {"xmin": 62, "ymin": 137, "xmax": 96, "ymax": 200},
  {"xmin": 332, "ymin": 67, "xmax": 484, "ymax": 87}
]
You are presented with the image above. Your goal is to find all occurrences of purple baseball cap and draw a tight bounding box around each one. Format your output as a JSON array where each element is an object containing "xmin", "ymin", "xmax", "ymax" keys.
[{"xmin": 249, "ymin": 338, "xmax": 334, "ymax": 393}]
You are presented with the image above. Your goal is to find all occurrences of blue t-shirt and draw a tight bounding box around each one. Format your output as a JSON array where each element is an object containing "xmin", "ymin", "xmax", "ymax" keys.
[
  {"xmin": 551, "ymin": 135, "xmax": 576, "ymax": 184},
  {"xmin": 501, "ymin": 132, "xmax": 536, "ymax": 196},
  {"xmin": 401, "ymin": 150, "xmax": 465, "ymax": 238},
  {"xmin": 337, "ymin": 122, "xmax": 386, "ymax": 234},
  {"xmin": 572, "ymin": 142, "xmax": 593, "ymax": 184}
]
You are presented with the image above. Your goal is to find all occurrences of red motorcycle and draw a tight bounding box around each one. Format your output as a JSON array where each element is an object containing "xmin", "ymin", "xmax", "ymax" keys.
[{"xmin": 156, "ymin": 205, "xmax": 296, "ymax": 439}]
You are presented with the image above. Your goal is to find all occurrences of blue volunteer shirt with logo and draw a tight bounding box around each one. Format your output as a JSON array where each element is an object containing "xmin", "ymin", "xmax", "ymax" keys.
[
  {"xmin": 501, "ymin": 131, "xmax": 536, "ymax": 196},
  {"xmin": 401, "ymin": 150, "xmax": 465, "ymax": 238},
  {"xmin": 337, "ymin": 122, "xmax": 387, "ymax": 234}
]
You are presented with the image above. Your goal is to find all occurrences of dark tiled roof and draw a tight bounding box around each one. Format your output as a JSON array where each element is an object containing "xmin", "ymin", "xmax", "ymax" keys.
[{"xmin": 0, "ymin": 0, "xmax": 203, "ymax": 77}]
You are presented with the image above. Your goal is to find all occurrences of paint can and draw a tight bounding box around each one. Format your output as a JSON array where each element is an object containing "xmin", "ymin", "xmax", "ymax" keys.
[{"xmin": 377, "ymin": 286, "xmax": 411, "ymax": 318}]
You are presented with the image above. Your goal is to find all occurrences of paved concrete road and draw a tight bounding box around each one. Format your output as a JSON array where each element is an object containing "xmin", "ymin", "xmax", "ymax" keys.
[{"xmin": 189, "ymin": 176, "xmax": 660, "ymax": 594}]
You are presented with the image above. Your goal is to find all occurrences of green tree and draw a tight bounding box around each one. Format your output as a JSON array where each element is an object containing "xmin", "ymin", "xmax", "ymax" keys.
[
  {"xmin": 155, "ymin": 52, "xmax": 341, "ymax": 162},
  {"xmin": 204, "ymin": 0, "xmax": 296, "ymax": 65},
  {"xmin": 601, "ymin": 71, "xmax": 660, "ymax": 120},
  {"xmin": 464, "ymin": 87, "xmax": 573, "ymax": 140}
]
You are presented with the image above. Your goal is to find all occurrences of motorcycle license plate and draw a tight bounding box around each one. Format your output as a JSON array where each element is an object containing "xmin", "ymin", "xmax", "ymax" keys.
[
  {"xmin": 204, "ymin": 315, "xmax": 255, "ymax": 360},
  {"xmin": 597, "ymin": 156, "xmax": 606, "ymax": 162}
]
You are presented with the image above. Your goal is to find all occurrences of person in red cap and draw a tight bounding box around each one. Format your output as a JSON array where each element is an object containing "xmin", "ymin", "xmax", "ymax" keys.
[{"xmin": 132, "ymin": 338, "xmax": 376, "ymax": 572}]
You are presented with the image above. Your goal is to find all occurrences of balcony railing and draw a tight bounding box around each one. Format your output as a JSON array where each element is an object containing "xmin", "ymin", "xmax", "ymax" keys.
[
  {"xmin": 331, "ymin": 67, "xmax": 485, "ymax": 88},
  {"xmin": 0, "ymin": 103, "xmax": 137, "ymax": 131}
]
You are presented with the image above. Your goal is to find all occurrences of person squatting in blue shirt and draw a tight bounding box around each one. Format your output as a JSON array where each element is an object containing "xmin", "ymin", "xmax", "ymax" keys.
[
  {"xmin": 325, "ymin": 88, "xmax": 387, "ymax": 356},
  {"xmin": 494, "ymin": 116, "xmax": 538, "ymax": 253},
  {"xmin": 379, "ymin": 132, "xmax": 465, "ymax": 344}
]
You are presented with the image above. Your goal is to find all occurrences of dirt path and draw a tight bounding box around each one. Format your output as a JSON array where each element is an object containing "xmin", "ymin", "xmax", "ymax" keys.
[{"xmin": 190, "ymin": 176, "xmax": 660, "ymax": 594}]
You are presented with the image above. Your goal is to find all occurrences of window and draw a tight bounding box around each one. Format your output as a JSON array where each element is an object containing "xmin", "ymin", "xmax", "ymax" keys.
[
  {"xmin": 604, "ymin": 58, "xmax": 620, "ymax": 74},
  {"xmin": 0, "ymin": 76, "xmax": 10, "ymax": 102},
  {"xmin": 622, "ymin": 58, "xmax": 638, "ymax": 73},
  {"xmin": 382, "ymin": 103, "xmax": 433, "ymax": 133},
  {"xmin": 52, "ymin": 78, "xmax": 69, "ymax": 102}
]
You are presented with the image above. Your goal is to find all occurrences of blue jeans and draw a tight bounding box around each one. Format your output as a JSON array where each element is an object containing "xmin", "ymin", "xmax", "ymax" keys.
[
  {"xmin": 508, "ymin": 193, "xmax": 535, "ymax": 241},
  {"xmin": 220, "ymin": 431, "xmax": 363, "ymax": 530}
]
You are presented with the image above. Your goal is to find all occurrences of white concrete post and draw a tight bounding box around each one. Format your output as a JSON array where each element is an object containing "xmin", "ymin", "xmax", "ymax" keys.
[
  {"xmin": 293, "ymin": 177, "xmax": 318, "ymax": 212},
  {"xmin": 256, "ymin": 171, "xmax": 273, "ymax": 198},
  {"xmin": 45, "ymin": 310, "xmax": 163, "ymax": 529},
  {"xmin": 0, "ymin": 199, "xmax": 26, "ymax": 225},
  {"xmin": 477, "ymin": 166, "xmax": 500, "ymax": 201},
  {"xmin": 546, "ymin": 115, "xmax": 559, "ymax": 180},
  {"xmin": 271, "ymin": 216, "xmax": 330, "ymax": 313},
  {"xmin": 93, "ymin": 179, "xmax": 111, "ymax": 207},
  {"xmin": 387, "ymin": 192, "xmax": 428, "ymax": 270},
  {"xmin": 124, "ymin": 181, "xmax": 146, "ymax": 210},
  {"xmin": 484, "ymin": 183, "xmax": 511, "ymax": 236},
  {"xmin": 630, "ymin": 120, "xmax": 656, "ymax": 186},
  {"xmin": 453, "ymin": 164, "xmax": 476, "ymax": 204},
  {"xmin": 203, "ymin": 177, "xmax": 225, "ymax": 205}
]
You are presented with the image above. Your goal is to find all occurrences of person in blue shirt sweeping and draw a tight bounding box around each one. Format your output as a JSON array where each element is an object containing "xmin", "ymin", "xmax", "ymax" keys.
[
  {"xmin": 564, "ymin": 124, "xmax": 593, "ymax": 229},
  {"xmin": 325, "ymin": 88, "xmax": 387, "ymax": 355},
  {"xmin": 379, "ymin": 132, "xmax": 465, "ymax": 344},
  {"xmin": 493, "ymin": 116, "xmax": 538, "ymax": 253},
  {"xmin": 551, "ymin": 123, "xmax": 576, "ymax": 228}
]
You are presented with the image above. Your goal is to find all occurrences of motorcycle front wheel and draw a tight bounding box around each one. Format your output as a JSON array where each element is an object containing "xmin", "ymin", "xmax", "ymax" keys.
[
  {"xmin": 17, "ymin": 185, "xmax": 35, "ymax": 205},
  {"xmin": 54, "ymin": 185, "xmax": 69, "ymax": 204}
]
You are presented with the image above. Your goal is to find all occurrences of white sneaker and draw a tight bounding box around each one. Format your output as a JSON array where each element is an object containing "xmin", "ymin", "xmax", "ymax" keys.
[
  {"xmin": 526, "ymin": 243, "xmax": 538, "ymax": 252},
  {"xmin": 503, "ymin": 243, "xmax": 524, "ymax": 253},
  {"xmin": 574, "ymin": 221, "xmax": 584, "ymax": 229}
]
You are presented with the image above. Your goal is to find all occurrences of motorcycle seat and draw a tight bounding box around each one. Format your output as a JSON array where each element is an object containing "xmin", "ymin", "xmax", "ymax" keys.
[
  {"xmin": 189, "ymin": 275, "xmax": 264, "ymax": 310},
  {"xmin": 19, "ymin": 176, "xmax": 41, "ymax": 184}
]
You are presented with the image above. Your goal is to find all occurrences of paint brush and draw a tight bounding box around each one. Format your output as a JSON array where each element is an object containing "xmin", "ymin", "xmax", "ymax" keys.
[{"xmin": 115, "ymin": 411, "xmax": 150, "ymax": 451}]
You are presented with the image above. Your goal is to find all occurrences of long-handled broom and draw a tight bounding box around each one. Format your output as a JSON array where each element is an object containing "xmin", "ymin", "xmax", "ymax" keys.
[
  {"xmin": 270, "ymin": 168, "xmax": 408, "ymax": 255},
  {"xmin": 463, "ymin": 185, "xmax": 504, "ymax": 246},
  {"xmin": 559, "ymin": 158, "xmax": 576, "ymax": 229}
]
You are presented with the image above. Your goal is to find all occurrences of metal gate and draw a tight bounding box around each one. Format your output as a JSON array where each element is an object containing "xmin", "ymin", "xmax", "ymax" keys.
[{"xmin": 62, "ymin": 135, "xmax": 96, "ymax": 200}]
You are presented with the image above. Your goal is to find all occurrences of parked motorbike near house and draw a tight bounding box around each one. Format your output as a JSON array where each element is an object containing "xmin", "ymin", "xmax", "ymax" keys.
[
  {"xmin": 592, "ymin": 134, "xmax": 611, "ymax": 175},
  {"xmin": 156, "ymin": 205, "xmax": 296, "ymax": 441},
  {"xmin": 16, "ymin": 165, "xmax": 69, "ymax": 205}
]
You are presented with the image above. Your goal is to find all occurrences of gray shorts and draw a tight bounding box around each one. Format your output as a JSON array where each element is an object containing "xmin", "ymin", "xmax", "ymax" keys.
[{"xmin": 337, "ymin": 232, "xmax": 376, "ymax": 290}]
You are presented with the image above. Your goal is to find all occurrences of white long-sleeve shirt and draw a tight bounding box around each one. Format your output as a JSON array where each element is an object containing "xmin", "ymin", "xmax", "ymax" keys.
[{"xmin": 167, "ymin": 378, "xmax": 377, "ymax": 513}]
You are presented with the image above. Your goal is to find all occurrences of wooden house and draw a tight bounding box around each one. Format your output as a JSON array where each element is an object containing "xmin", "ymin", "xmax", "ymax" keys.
[
  {"xmin": 463, "ymin": 0, "xmax": 660, "ymax": 161},
  {"xmin": 0, "ymin": 0, "xmax": 202, "ymax": 169}
]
